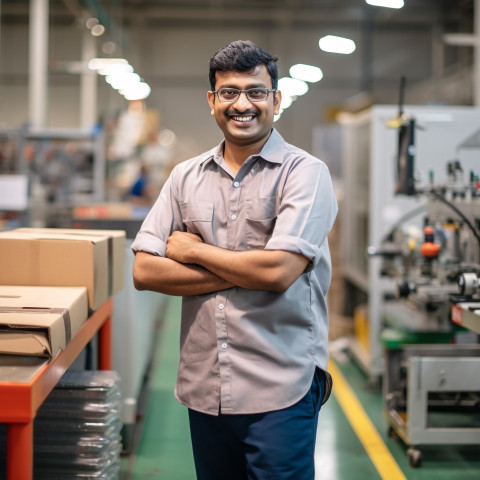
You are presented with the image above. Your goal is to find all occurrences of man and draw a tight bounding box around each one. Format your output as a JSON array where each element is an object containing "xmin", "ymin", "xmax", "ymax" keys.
[{"xmin": 132, "ymin": 40, "xmax": 338, "ymax": 480}]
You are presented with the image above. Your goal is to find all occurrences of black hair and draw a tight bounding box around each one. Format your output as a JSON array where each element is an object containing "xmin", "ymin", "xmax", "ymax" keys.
[{"xmin": 208, "ymin": 40, "xmax": 279, "ymax": 91}]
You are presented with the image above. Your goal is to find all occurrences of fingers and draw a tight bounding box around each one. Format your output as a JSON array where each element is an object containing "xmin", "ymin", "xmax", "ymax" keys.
[{"xmin": 166, "ymin": 231, "xmax": 203, "ymax": 263}]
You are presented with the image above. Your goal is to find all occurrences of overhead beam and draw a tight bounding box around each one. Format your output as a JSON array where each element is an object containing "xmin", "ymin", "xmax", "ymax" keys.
[{"xmin": 3, "ymin": 2, "xmax": 449, "ymax": 28}]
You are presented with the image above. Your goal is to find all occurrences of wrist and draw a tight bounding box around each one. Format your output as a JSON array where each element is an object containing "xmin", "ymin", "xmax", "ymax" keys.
[{"xmin": 187, "ymin": 240, "xmax": 205, "ymax": 265}]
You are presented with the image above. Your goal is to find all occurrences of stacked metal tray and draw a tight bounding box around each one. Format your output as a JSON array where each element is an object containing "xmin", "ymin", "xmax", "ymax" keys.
[{"xmin": 1, "ymin": 370, "xmax": 123, "ymax": 479}]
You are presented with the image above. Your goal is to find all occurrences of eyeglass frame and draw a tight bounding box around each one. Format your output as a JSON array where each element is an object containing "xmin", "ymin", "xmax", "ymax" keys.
[{"xmin": 211, "ymin": 87, "xmax": 277, "ymax": 103}]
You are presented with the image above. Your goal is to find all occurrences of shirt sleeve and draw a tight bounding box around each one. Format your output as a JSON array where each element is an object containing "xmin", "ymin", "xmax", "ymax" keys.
[
  {"xmin": 131, "ymin": 167, "xmax": 183, "ymax": 257},
  {"xmin": 265, "ymin": 157, "xmax": 338, "ymax": 271}
]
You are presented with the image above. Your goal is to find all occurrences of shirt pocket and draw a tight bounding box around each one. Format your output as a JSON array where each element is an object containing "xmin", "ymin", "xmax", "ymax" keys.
[
  {"xmin": 246, "ymin": 196, "xmax": 277, "ymax": 249},
  {"xmin": 180, "ymin": 202, "xmax": 214, "ymax": 244}
]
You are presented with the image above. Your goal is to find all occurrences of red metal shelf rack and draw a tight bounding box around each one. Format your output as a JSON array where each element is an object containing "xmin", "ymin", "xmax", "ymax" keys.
[{"xmin": 0, "ymin": 298, "xmax": 113, "ymax": 480}]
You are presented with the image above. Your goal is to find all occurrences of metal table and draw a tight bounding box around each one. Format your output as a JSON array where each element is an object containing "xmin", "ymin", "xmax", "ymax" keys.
[{"xmin": 383, "ymin": 344, "xmax": 480, "ymax": 467}]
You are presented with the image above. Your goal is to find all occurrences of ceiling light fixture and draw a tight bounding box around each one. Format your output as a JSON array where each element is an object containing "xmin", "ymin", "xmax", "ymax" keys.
[
  {"xmin": 89, "ymin": 58, "xmax": 151, "ymax": 101},
  {"xmin": 319, "ymin": 35, "xmax": 356, "ymax": 54},
  {"xmin": 106, "ymin": 72, "xmax": 141, "ymax": 90},
  {"xmin": 91, "ymin": 24, "xmax": 105, "ymax": 37},
  {"xmin": 85, "ymin": 17, "xmax": 98, "ymax": 29},
  {"xmin": 365, "ymin": 0, "xmax": 404, "ymax": 8},
  {"xmin": 281, "ymin": 95, "xmax": 294, "ymax": 110},
  {"xmin": 278, "ymin": 77, "xmax": 309, "ymax": 97},
  {"xmin": 289, "ymin": 64, "xmax": 323, "ymax": 83},
  {"xmin": 122, "ymin": 82, "xmax": 152, "ymax": 101}
]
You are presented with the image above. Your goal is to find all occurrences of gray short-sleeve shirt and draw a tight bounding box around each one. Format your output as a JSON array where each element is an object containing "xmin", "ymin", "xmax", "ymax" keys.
[{"xmin": 131, "ymin": 128, "xmax": 338, "ymax": 415}]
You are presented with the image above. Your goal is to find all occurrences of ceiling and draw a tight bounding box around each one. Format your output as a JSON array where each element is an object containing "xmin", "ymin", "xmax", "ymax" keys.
[{"xmin": 1, "ymin": 0, "xmax": 475, "ymax": 32}]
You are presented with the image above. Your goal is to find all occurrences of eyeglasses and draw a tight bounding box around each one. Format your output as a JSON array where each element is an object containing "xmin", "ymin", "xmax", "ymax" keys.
[{"xmin": 212, "ymin": 87, "xmax": 276, "ymax": 103}]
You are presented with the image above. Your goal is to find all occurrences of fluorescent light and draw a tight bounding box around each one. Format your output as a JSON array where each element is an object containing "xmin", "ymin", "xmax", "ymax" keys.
[
  {"xmin": 158, "ymin": 129, "xmax": 177, "ymax": 148},
  {"xmin": 319, "ymin": 35, "xmax": 356, "ymax": 55},
  {"xmin": 88, "ymin": 58, "xmax": 130, "ymax": 72},
  {"xmin": 278, "ymin": 77, "xmax": 309, "ymax": 97},
  {"xmin": 86, "ymin": 17, "xmax": 98, "ymax": 29},
  {"xmin": 106, "ymin": 72, "xmax": 141, "ymax": 90},
  {"xmin": 98, "ymin": 64, "xmax": 134, "ymax": 76},
  {"xmin": 289, "ymin": 64, "xmax": 323, "ymax": 83},
  {"xmin": 281, "ymin": 95, "xmax": 294, "ymax": 109},
  {"xmin": 91, "ymin": 24, "xmax": 105, "ymax": 37},
  {"xmin": 366, "ymin": 0, "xmax": 404, "ymax": 8},
  {"xmin": 89, "ymin": 57, "xmax": 150, "ymax": 100},
  {"xmin": 102, "ymin": 41, "xmax": 117, "ymax": 55},
  {"xmin": 122, "ymin": 82, "xmax": 152, "ymax": 101}
]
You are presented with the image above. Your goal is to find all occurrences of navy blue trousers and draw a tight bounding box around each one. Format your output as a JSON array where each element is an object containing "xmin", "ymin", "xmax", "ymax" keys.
[{"xmin": 188, "ymin": 368, "xmax": 325, "ymax": 480}]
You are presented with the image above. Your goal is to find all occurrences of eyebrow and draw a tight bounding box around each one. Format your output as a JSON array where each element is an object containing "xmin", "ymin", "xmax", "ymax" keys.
[{"xmin": 217, "ymin": 83, "xmax": 268, "ymax": 89}]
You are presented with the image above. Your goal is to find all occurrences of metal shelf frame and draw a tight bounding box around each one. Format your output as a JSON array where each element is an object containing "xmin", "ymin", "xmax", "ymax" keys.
[{"xmin": 0, "ymin": 298, "xmax": 113, "ymax": 480}]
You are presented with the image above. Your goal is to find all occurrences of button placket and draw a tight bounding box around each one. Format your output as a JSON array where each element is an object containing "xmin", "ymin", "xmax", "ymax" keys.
[
  {"xmin": 215, "ymin": 295, "xmax": 228, "ymax": 352},
  {"xmin": 227, "ymin": 179, "xmax": 241, "ymax": 249}
]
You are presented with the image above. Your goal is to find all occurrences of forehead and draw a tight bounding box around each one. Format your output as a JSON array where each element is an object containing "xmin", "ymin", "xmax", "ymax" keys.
[{"xmin": 214, "ymin": 64, "xmax": 272, "ymax": 89}]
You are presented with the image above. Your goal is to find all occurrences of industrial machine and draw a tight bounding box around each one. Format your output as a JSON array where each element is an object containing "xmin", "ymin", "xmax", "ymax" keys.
[
  {"xmin": 369, "ymin": 109, "xmax": 480, "ymax": 467},
  {"xmin": 339, "ymin": 104, "xmax": 480, "ymax": 381},
  {"xmin": 380, "ymin": 189, "xmax": 480, "ymax": 467}
]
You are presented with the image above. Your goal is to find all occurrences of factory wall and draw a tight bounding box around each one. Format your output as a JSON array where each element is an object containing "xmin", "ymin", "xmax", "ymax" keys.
[{"xmin": 0, "ymin": 17, "xmax": 445, "ymax": 160}]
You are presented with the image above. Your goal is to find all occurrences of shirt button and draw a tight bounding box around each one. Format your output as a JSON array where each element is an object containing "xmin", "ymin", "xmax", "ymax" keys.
[
  {"xmin": 231, "ymin": 214, "xmax": 237, "ymax": 220},
  {"xmin": 221, "ymin": 343, "xmax": 228, "ymax": 349},
  {"xmin": 233, "ymin": 181, "xmax": 240, "ymax": 187},
  {"xmin": 218, "ymin": 303, "xmax": 225, "ymax": 310}
]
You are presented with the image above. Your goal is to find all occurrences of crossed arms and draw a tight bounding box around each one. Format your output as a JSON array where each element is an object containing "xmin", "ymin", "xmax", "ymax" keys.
[{"xmin": 133, "ymin": 231, "xmax": 309, "ymax": 296}]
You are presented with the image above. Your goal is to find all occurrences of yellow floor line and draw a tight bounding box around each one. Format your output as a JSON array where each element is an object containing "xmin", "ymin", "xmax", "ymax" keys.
[{"xmin": 328, "ymin": 358, "xmax": 407, "ymax": 480}]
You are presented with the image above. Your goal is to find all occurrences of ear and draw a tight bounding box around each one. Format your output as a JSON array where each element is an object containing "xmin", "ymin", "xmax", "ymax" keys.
[
  {"xmin": 274, "ymin": 90, "xmax": 282, "ymax": 115},
  {"xmin": 207, "ymin": 91, "xmax": 215, "ymax": 115}
]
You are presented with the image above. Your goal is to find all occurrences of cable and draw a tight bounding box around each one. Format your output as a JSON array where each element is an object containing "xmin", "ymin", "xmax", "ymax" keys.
[
  {"xmin": 381, "ymin": 203, "xmax": 427, "ymax": 244},
  {"xmin": 429, "ymin": 189, "xmax": 480, "ymax": 257}
]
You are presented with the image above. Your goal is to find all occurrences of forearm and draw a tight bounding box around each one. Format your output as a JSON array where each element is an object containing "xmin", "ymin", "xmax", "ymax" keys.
[
  {"xmin": 198, "ymin": 246, "xmax": 289, "ymax": 291},
  {"xmin": 169, "ymin": 240, "xmax": 308, "ymax": 292},
  {"xmin": 133, "ymin": 251, "xmax": 233, "ymax": 296}
]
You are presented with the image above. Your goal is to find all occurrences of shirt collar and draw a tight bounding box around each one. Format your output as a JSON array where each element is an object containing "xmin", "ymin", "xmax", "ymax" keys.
[
  {"xmin": 257, "ymin": 128, "xmax": 286, "ymax": 164},
  {"xmin": 199, "ymin": 128, "xmax": 286, "ymax": 167}
]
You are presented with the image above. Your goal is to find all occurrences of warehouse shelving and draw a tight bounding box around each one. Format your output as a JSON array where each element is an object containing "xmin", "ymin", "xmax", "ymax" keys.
[{"xmin": 0, "ymin": 298, "xmax": 113, "ymax": 480}]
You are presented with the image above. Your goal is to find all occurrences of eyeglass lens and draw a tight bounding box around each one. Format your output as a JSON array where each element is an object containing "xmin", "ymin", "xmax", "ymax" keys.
[{"xmin": 218, "ymin": 88, "xmax": 269, "ymax": 102}]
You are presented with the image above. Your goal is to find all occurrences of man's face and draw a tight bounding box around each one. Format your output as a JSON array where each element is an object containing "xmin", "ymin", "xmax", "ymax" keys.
[{"xmin": 207, "ymin": 65, "xmax": 281, "ymax": 148}]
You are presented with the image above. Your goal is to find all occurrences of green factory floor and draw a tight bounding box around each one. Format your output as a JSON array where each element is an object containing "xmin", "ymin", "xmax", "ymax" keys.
[{"xmin": 120, "ymin": 297, "xmax": 480, "ymax": 480}]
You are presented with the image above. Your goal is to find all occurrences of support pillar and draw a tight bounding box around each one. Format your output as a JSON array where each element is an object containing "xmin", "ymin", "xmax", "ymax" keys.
[{"xmin": 29, "ymin": 0, "xmax": 49, "ymax": 128}]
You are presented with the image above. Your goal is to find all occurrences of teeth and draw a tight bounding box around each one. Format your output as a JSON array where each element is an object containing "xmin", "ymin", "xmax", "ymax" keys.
[{"xmin": 232, "ymin": 116, "xmax": 253, "ymax": 122}]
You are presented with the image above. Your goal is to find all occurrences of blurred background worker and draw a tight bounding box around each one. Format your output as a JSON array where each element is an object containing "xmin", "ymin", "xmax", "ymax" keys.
[{"xmin": 126, "ymin": 164, "xmax": 153, "ymax": 206}]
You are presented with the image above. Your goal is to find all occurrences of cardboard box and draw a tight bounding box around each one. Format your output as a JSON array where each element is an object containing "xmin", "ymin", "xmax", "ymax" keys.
[
  {"xmin": 0, "ymin": 229, "xmax": 125, "ymax": 310},
  {"xmin": 16, "ymin": 228, "xmax": 126, "ymax": 298},
  {"xmin": 0, "ymin": 286, "xmax": 88, "ymax": 357}
]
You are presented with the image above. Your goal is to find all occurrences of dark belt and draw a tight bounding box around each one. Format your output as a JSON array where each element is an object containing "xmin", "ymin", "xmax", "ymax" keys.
[{"xmin": 321, "ymin": 370, "xmax": 333, "ymax": 406}]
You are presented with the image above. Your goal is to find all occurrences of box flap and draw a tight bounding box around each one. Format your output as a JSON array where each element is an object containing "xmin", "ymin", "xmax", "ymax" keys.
[
  {"xmin": 0, "ymin": 229, "xmax": 108, "ymax": 244},
  {"xmin": 0, "ymin": 286, "xmax": 88, "ymax": 357},
  {"xmin": 0, "ymin": 331, "xmax": 51, "ymax": 356}
]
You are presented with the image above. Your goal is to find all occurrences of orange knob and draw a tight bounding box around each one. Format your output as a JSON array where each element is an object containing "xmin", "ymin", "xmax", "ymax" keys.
[{"xmin": 420, "ymin": 241, "xmax": 441, "ymax": 258}]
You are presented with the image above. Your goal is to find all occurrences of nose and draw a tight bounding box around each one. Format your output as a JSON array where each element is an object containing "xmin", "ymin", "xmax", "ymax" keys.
[{"xmin": 232, "ymin": 91, "xmax": 252, "ymax": 110}]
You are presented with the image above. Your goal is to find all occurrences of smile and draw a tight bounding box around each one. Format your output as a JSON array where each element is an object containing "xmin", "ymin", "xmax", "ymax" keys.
[{"xmin": 231, "ymin": 115, "xmax": 254, "ymax": 122}]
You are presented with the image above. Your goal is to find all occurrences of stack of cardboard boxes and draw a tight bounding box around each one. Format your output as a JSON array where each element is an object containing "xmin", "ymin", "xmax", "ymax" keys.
[
  {"xmin": 0, "ymin": 227, "xmax": 126, "ymax": 477},
  {"xmin": 0, "ymin": 228, "xmax": 125, "ymax": 358}
]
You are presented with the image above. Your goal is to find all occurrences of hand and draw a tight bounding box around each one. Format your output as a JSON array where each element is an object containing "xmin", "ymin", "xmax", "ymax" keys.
[{"xmin": 166, "ymin": 231, "xmax": 204, "ymax": 264}]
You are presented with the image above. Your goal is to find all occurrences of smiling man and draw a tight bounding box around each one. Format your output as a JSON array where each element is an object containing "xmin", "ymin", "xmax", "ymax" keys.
[{"xmin": 132, "ymin": 40, "xmax": 338, "ymax": 480}]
